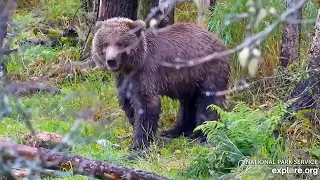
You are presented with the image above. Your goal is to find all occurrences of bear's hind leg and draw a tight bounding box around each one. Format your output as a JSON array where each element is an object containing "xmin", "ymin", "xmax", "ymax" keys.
[
  {"xmin": 161, "ymin": 97, "xmax": 197, "ymax": 138},
  {"xmin": 190, "ymin": 89, "xmax": 226, "ymax": 143}
]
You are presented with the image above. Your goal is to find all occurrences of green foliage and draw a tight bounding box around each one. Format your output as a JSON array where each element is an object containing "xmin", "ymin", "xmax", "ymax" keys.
[
  {"xmin": 23, "ymin": 46, "xmax": 59, "ymax": 62},
  {"xmin": 185, "ymin": 101, "xmax": 294, "ymax": 178},
  {"xmin": 208, "ymin": 0, "xmax": 317, "ymax": 81},
  {"xmin": 182, "ymin": 147, "xmax": 219, "ymax": 179},
  {"xmin": 40, "ymin": 0, "xmax": 83, "ymax": 24},
  {"xmin": 310, "ymin": 146, "xmax": 320, "ymax": 159},
  {"xmin": 46, "ymin": 29, "xmax": 61, "ymax": 39},
  {"xmin": 208, "ymin": 0, "xmax": 248, "ymax": 46}
]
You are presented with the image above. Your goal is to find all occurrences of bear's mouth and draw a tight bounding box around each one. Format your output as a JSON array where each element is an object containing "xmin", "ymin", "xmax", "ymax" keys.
[
  {"xmin": 106, "ymin": 66, "xmax": 120, "ymax": 72},
  {"xmin": 106, "ymin": 64, "xmax": 121, "ymax": 72},
  {"xmin": 106, "ymin": 59, "xmax": 120, "ymax": 72}
]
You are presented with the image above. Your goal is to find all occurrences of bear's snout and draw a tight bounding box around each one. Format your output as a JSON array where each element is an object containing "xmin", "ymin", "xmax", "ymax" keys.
[
  {"xmin": 106, "ymin": 59, "xmax": 119, "ymax": 70},
  {"xmin": 103, "ymin": 45, "xmax": 121, "ymax": 71}
]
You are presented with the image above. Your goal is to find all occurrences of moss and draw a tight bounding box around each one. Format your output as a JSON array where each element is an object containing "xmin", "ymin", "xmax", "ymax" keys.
[
  {"xmin": 17, "ymin": 0, "xmax": 42, "ymax": 9},
  {"xmin": 47, "ymin": 29, "xmax": 61, "ymax": 39}
]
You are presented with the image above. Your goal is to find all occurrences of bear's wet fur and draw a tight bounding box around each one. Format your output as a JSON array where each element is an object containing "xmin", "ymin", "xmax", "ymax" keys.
[{"xmin": 91, "ymin": 17, "xmax": 231, "ymax": 150}]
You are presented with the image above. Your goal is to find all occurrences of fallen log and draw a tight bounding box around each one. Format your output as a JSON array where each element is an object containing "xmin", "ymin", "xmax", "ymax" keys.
[
  {"xmin": 1, "ymin": 80, "xmax": 61, "ymax": 96},
  {"xmin": 11, "ymin": 167, "xmax": 70, "ymax": 179},
  {"xmin": 0, "ymin": 140, "xmax": 172, "ymax": 180},
  {"xmin": 21, "ymin": 26, "xmax": 82, "ymax": 47}
]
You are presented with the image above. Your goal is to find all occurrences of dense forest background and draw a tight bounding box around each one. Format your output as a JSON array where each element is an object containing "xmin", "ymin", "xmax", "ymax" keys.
[{"xmin": 0, "ymin": 0, "xmax": 319, "ymax": 179}]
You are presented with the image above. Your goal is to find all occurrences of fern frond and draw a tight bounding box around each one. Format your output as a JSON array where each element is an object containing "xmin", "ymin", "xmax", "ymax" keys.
[{"xmin": 207, "ymin": 104, "xmax": 228, "ymax": 120}]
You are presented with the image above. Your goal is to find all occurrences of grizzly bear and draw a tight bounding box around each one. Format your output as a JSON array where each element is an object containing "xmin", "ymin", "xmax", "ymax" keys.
[{"xmin": 91, "ymin": 17, "xmax": 230, "ymax": 150}]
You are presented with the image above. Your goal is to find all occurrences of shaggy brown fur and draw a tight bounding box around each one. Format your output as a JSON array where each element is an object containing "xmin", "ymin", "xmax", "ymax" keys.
[{"xmin": 92, "ymin": 17, "xmax": 230, "ymax": 150}]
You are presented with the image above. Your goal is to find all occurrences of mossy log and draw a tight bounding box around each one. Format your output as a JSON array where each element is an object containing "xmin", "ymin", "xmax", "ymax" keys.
[
  {"xmin": 16, "ymin": 0, "xmax": 41, "ymax": 9},
  {"xmin": 0, "ymin": 140, "xmax": 172, "ymax": 180},
  {"xmin": 23, "ymin": 27, "xmax": 82, "ymax": 47},
  {"xmin": 0, "ymin": 80, "xmax": 61, "ymax": 96}
]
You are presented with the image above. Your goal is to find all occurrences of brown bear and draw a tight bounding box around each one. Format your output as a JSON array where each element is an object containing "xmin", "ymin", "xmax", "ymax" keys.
[{"xmin": 91, "ymin": 17, "xmax": 231, "ymax": 150}]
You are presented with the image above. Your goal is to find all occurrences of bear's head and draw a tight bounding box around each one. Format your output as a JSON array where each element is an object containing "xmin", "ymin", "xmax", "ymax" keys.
[{"xmin": 91, "ymin": 17, "xmax": 147, "ymax": 73}]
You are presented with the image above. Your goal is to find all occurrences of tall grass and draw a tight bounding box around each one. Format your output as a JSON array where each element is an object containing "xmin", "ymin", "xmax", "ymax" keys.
[
  {"xmin": 175, "ymin": 0, "xmax": 317, "ymax": 80},
  {"xmin": 39, "ymin": 0, "xmax": 84, "ymax": 25}
]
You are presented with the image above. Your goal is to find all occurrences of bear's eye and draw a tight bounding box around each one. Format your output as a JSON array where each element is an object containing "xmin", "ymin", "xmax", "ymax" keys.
[
  {"xmin": 116, "ymin": 42, "xmax": 124, "ymax": 47},
  {"xmin": 102, "ymin": 42, "xmax": 109, "ymax": 48}
]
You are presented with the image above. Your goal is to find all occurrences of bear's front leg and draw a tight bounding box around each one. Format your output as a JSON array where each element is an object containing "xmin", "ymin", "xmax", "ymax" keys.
[
  {"xmin": 116, "ymin": 73, "xmax": 135, "ymax": 126},
  {"xmin": 118, "ymin": 96, "xmax": 135, "ymax": 126},
  {"xmin": 130, "ymin": 94, "xmax": 161, "ymax": 150}
]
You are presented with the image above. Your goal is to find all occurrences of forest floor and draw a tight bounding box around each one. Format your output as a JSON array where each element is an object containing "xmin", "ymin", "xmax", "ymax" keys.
[{"xmin": 0, "ymin": 0, "xmax": 319, "ymax": 180}]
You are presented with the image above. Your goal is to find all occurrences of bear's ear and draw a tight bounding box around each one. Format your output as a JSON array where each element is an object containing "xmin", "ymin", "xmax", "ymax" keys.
[
  {"xmin": 94, "ymin": 21, "xmax": 104, "ymax": 32},
  {"xmin": 128, "ymin": 20, "xmax": 146, "ymax": 37}
]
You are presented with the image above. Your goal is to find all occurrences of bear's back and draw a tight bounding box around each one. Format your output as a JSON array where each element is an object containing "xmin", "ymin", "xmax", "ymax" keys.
[
  {"xmin": 145, "ymin": 23, "xmax": 228, "ymax": 64},
  {"xmin": 139, "ymin": 23, "xmax": 230, "ymax": 98}
]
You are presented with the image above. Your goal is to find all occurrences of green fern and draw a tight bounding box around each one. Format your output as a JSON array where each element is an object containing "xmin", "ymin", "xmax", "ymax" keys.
[{"xmin": 186, "ymin": 100, "xmax": 295, "ymax": 178}]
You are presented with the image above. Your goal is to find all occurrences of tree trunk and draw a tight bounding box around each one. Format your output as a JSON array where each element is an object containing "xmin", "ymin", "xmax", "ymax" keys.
[
  {"xmin": 279, "ymin": 0, "xmax": 303, "ymax": 67},
  {"xmin": 210, "ymin": 0, "xmax": 217, "ymax": 11},
  {"xmin": 139, "ymin": 0, "xmax": 174, "ymax": 28},
  {"xmin": 83, "ymin": 0, "xmax": 97, "ymax": 12},
  {"xmin": 303, "ymin": 8, "xmax": 320, "ymax": 120},
  {"xmin": 0, "ymin": 0, "xmax": 17, "ymax": 82},
  {"xmin": 284, "ymin": 9, "xmax": 320, "ymax": 122},
  {"xmin": 138, "ymin": 0, "xmax": 158, "ymax": 20},
  {"xmin": 98, "ymin": 0, "xmax": 139, "ymax": 21},
  {"xmin": 137, "ymin": 0, "xmax": 149, "ymax": 20}
]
